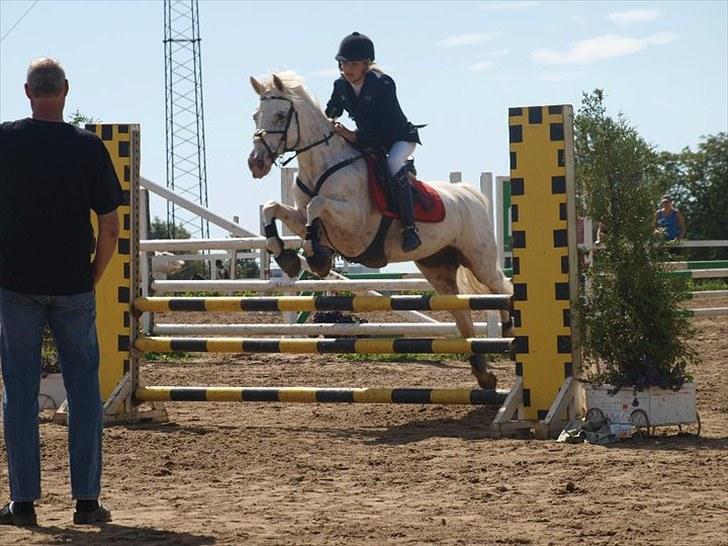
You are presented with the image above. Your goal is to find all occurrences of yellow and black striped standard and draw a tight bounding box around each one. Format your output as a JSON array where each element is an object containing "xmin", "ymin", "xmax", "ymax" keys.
[
  {"xmin": 136, "ymin": 386, "xmax": 509, "ymax": 405},
  {"xmin": 135, "ymin": 336, "xmax": 515, "ymax": 354},
  {"xmin": 89, "ymin": 123, "xmax": 140, "ymax": 400},
  {"xmin": 134, "ymin": 294, "xmax": 512, "ymax": 313},
  {"xmin": 509, "ymin": 105, "xmax": 577, "ymax": 421}
]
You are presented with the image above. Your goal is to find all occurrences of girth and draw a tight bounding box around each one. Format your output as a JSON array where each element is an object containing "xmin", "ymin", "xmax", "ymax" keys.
[
  {"xmin": 296, "ymin": 153, "xmax": 364, "ymax": 199},
  {"xmin": 295, "ymin": 153, "xmax": 392, "ymax": 269}
]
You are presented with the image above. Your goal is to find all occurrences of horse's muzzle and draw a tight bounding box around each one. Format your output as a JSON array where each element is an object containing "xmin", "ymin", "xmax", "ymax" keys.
[{"xmin": 248, "ymin": 150, "xmax": 272, "ymax": 179}]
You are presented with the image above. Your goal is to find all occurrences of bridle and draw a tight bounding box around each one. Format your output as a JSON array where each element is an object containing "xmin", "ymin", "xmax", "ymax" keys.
[{"xmin": 253, "ymin": 95, "xmax": 335, "ymax": 167}]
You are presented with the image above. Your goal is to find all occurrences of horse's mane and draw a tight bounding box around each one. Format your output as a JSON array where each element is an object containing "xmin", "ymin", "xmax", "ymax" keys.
[{"xmin": 257, "ymin": 71, "xmax": 321, "ymax": 111}]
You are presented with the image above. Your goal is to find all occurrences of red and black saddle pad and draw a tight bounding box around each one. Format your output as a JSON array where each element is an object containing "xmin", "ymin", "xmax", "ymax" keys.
[{"xmin": 365, "ymin": 156, "xmax": 445, "ymax": 223}]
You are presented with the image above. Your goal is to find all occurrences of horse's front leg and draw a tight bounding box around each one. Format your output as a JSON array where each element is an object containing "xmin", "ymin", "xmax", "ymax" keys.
[
  {"xmin": 303, "ymin": 196, "xmax": 361, "ymax": 277},
  {"xmin": 262, "ymin": 200, "xmax": 307, "ymax": 277}
]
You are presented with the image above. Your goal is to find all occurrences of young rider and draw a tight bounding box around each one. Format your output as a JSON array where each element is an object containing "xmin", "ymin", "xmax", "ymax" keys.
[{"xmin": 325, "ymin": 32, "xmax": 422, "ymax": 252}]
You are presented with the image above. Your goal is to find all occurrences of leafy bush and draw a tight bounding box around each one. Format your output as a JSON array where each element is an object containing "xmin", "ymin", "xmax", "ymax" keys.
[{"xmin": 575, "ymin": 90, "xmax": 698, "ymax": 392}]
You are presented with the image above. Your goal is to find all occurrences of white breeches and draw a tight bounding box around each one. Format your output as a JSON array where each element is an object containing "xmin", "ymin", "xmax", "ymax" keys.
[{"xmin": 387, "ymin": 141, "xmax": 417, "ymax": 175}]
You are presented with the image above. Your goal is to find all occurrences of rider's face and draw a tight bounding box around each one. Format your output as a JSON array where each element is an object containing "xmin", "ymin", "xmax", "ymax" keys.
[{"xmin": 339, "ymin": 60, "xmax": 368, "ymax": 85}]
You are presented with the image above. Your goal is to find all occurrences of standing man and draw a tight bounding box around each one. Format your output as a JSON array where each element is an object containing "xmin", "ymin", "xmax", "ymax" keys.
[
  {"xmin": 653, "ymin": 194, "xmax": 687, "ymax": 241},
  {"xmin": 0, "ymin": 58, "xmax": 124, "ymax": 526}
]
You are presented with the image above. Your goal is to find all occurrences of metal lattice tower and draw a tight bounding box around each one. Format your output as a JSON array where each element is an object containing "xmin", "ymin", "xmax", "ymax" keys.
[{"xmin": 164, "ymin": 0, "xmax": 209, "ymax": 239}]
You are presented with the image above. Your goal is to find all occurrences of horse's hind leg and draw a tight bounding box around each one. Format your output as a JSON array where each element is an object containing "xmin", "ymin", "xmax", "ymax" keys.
[
  {"xmin": 416, "ymin": 250, "xmax": 497, "ymax": 390},
  {"xmin": 460, "ymin": 254, "xmax": 514, "ymax": 337}
]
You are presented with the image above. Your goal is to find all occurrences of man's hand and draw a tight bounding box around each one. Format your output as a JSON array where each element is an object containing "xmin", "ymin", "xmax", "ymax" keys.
[
  {"xmin": 333, "ymin": 122, "xmax": 357, "ymax": 143},
  {"xmin": 92, "ymin": 210, "xmax": 120, "ymax": 285}
]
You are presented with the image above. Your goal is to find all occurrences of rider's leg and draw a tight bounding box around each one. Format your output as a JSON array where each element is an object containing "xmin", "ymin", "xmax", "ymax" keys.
[{"xmin": 387, "ymin": 141, "xmax": 420, "ymax": 252}]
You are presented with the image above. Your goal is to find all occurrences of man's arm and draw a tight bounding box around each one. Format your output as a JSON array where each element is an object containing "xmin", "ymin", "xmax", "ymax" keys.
[
  {"xmin": 92, "ymin": 209, "xmax": 120, "ymax": 285},
  {"xmin": 677, "ymin": 210, "xmax": 687, "ymax": 239}
]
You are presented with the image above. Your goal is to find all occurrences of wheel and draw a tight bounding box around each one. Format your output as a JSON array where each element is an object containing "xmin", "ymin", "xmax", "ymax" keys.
[
  {"xmin": 629, "ymin": 409, "xmax": 651, "ymax": 438},
  {"xmin": 38, "ymin": 394, "xmax": 57, "ymax": 423},
  {"xmin": 678, "ymin": 411, "xmax": 701, "ymax": 437},
  {"xmin": 585, "ymin": 407, "xmax": 606, "ymax": 426}
]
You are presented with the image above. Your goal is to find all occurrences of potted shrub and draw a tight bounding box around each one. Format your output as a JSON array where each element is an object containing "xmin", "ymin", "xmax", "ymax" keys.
[{"xmin": 575, "ymin": 91, "xmax": 699, "ymax": 437}]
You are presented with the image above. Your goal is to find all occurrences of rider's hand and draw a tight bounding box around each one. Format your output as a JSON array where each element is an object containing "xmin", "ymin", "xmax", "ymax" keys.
[{"xmin": 334, "ymin": 122, "xmax": 357, "ymax": 143}]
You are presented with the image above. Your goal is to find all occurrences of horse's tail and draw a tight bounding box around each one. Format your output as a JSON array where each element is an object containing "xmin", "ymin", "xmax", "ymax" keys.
[
  {"xmin": 456, "ymin": 266, "xmax": 493, "ymax": 295},
  {"xmin": 453, "ymin": 183, "xmax": 513, "ymax": 297}
]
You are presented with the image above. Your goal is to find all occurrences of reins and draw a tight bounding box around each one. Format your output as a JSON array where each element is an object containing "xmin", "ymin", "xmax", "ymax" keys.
[
  {"xmin": 253, "ymin": 95, "xmax": 336, "ymax": 167},
  {"xmin": 255, "ymin": 93, "xmax": 364, "ymax": 197}
]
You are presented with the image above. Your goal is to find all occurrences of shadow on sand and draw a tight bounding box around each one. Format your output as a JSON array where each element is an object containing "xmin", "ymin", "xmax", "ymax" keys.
[{"xmin": 17, "ymin": 522, "xmax": 216, "ymax": 546}]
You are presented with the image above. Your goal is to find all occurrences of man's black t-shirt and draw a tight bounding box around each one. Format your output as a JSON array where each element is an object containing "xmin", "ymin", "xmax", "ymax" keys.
[{"xmin": 0, "ymin": 118, "xmax": 125, "ymax": 295}]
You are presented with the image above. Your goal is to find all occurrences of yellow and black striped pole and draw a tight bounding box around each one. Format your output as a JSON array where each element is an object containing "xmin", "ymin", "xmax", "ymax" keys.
[
  {"xmin": 89, "ymin": 124, "xmax": 140, "ymax": 401},
  {"xmin": 509, "ymin": 105, "xmax": 579, "ymax": 421},
  {"xmin": 134, "ymin": 294, "xmax": 512, "ymax": 313},
  {"xmin": 136, "ymin": 386, "xmax": 509, "ymax": 405},
  {"xmin": 135, "ymin": 336, "xmax": 515, "ymax": 355}
]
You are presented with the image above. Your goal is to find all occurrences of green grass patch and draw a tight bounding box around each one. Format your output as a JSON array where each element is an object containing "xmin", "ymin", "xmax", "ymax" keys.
[
  {"xmin": 142, "ymin": 351, "xmax": 191, "ymax": 362},
  {"xmin": 689, "ymin": 279, "xmax": 728, "ymax": 291}
]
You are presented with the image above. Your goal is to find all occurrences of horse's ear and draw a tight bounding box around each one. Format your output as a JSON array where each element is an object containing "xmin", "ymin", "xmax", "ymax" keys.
[
  {"xmin": 250, "ymin": 76, "xmax": 266, "ymax": 96},
  {"xmin": 272, "ymin": 74, "xmax": 286, "ymax": 93}
]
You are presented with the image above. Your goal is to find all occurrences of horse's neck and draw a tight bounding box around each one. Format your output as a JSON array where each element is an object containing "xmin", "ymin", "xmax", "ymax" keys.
[{"xmin": 294, "ymin": 108, "xmax": 356, "ymax": 188}]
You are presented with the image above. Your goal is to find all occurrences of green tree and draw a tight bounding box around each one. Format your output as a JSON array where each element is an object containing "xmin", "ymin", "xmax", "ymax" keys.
[
  {"xmin": 67, "ymin": 109, "xmax": 98, "ymax": 127},
  {"xmin": 147, "ymin": 217, "xmax": 207, "ymax": 280},
  {"xmin": 148, "ymin": 216, "xmax": 191, "ymax": 240},
  {"xmin": 236, "ymin": 258, "xmax": 260, "ymax": 279},
  {"xmin": 575, "ymin": 90, "xmax": 698, "ymax": 392},
  {"xmin": 658, "ymin": 133, "xmax": 727, "ymax": 259}
]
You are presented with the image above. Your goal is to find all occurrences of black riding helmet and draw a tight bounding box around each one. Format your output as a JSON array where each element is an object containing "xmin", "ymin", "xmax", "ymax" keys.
[{"xmin": 335, "ymin": 32, "xmax": 375, "ymax": 62}]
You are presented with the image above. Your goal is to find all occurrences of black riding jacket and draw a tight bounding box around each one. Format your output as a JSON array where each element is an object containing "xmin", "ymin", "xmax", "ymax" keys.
[{"xmin": 325, "ymin": 70, "xmax": 421, "ymax": 150}]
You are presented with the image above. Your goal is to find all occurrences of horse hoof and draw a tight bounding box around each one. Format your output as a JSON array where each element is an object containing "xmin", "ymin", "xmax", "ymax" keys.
[
  {"xmin": 476, "ymin": 372, "xmax": 498, "ymax": 390},
  {"xmin": 275, "ymin": 248, "xmax": 301, "ymax": 277},
  {"xmin": 306, "ymin": 247, "xmax": 333, "ymax": 278},
  {"xmin": 501, "ymin": 319, "xmax": 514, "ymax": 337},
  {"xmin": 470, "ymin": 354, "xmax": 497, "ymax": 390}
]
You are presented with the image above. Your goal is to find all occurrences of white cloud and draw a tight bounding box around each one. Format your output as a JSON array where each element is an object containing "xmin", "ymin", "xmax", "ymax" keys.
[
  {"xmin": 608, "ymin": 9, "xmax": 660, "ymax": 27},
  {"xmin": 481, "ymin": 1, "xmax": 539, "ymax": 11},
  {"xmin": 468, "ymin": 60, "xmax": 496, "ymax": 72},
  {"xmin": 531, "ymin": 32, "xmax": 676, "ymax": 65},
  {"xmin": 538, "ymin": 71, "xmax": 584, "ymax": 82},
  {"xmin": 484, "ymin": 48, "xmax": 510, "ymax": 57},
  {"xmin": 644, "ymin": 32, "xmax": 676, "ymax": 46},
  {"xmin": 437, "ymin": 32, "xmax": 500, "ymax": 47}
]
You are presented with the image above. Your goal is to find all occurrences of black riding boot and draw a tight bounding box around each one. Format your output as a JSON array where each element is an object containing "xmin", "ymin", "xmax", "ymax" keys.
[{"xmin": 394, "ymin": 168, "xmax": 421, "ymax": 252}]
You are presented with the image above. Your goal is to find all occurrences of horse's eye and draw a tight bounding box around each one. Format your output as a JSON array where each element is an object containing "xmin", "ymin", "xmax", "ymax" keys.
[{"xmin": 274, "ymin": 112, "xmax": 287, "ymax": 123}]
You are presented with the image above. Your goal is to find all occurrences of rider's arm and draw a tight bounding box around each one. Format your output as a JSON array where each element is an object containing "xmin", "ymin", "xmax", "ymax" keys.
[{"xmin": 325, "ymin": 81, "xmax": 344, "ymax": 119}]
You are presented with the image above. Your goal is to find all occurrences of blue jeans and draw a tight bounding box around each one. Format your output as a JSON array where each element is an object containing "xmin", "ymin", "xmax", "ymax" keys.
[{"xmin": 0, "ymin": 288, "xmax": 103, "ymax": 502}]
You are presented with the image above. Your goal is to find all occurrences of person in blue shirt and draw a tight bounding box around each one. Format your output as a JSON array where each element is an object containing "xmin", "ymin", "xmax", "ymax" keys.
[
  {"xmin": 653, "ymin": 195, "xmax": 687, "ymax": 241},
  {"xmin": 325, "ymin": 32, "xmax": 422, "ymax": 252}
]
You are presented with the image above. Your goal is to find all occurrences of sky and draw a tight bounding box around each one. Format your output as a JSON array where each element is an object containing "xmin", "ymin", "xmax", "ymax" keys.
[{"xmin": 1, "ymin": 0, "xmax": 727, "ymax": 244}]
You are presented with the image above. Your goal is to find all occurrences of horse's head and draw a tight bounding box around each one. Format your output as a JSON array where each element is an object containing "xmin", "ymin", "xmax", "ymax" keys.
[{"xmin": 248, "ymin": 74, "xmax": 301, "ymax": 179}]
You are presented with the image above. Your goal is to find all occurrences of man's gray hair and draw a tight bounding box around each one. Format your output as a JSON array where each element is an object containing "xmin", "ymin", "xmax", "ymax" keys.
[{"xmin": 26, "ymin": 58, "xmax": 66, "ymax": 97}]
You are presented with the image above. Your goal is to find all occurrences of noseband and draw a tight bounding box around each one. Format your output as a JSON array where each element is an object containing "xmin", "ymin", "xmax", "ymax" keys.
[{"xmin": 254, "ymin": 95, "xmax": 335, "ymax": 167}]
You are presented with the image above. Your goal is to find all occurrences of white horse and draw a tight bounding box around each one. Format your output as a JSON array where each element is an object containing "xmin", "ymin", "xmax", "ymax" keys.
[{"xmin": 247, "ymin": 72, "xmax": 512, "ymax": 389}]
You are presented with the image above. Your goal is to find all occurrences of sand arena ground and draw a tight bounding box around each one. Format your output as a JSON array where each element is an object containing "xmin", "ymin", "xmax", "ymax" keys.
[{"xmin": 1, "ymin": 299, "xmax": 726, "ymax": 545}]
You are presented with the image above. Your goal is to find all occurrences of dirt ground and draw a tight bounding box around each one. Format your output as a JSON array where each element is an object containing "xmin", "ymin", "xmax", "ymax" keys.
[{"xmin": 1, "ymin": 299, "xmax": 726, "ymax": 546}]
